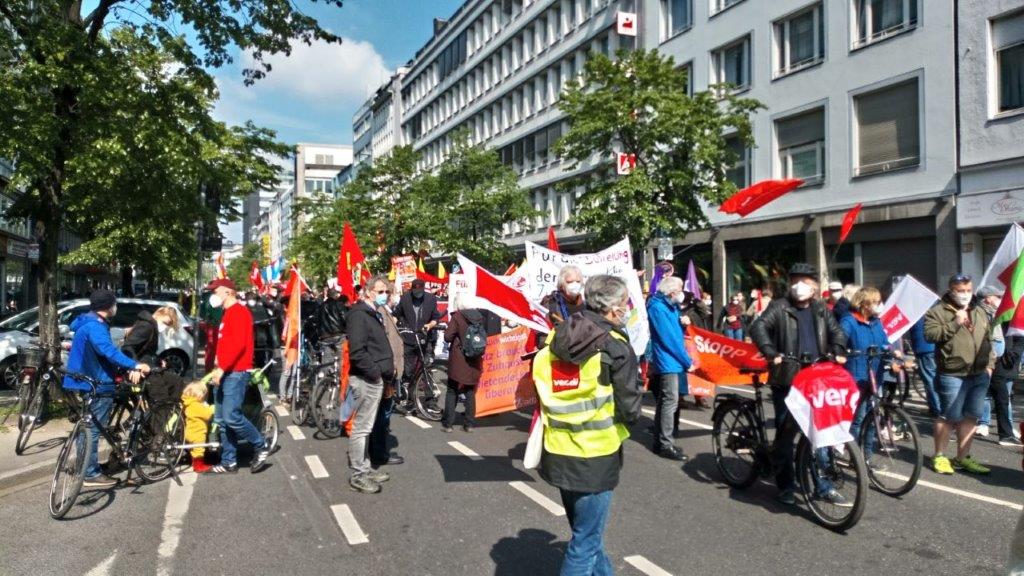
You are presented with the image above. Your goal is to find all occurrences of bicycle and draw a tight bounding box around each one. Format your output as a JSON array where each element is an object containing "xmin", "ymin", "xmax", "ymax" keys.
[
  {"xmin": 852, "ymin": 346, "xmax": 923, "ymax": 497},
  {"xmin": 310, "ymin": 338, "xmax": 345, "ymax": 439},
  {"xmin": 289, "ymin": 337, "xmax": 319, "ymax": 427},
  {"xmin": 395, "ymin": 327, "xmax": 446, "ymax": 422},
  {"xmin": 710, "ymin": 355, "xmax": 868, "ymax": 532},
  {"xmin": 49, "ymin": 368, "xmax": 185, "ymax": 519},
  {"xmin": 15, "ymin": 344, "xmax": 76, "ymax": 455}
]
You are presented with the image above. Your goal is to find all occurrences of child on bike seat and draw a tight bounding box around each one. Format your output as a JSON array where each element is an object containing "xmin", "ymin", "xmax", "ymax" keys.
[{"xmin": 182, "ymin": 381, "xmax": 215, "ymax": 473}]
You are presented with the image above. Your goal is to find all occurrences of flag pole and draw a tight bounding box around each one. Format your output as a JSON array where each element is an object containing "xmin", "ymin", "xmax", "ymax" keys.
[{"xmin": 294, "ymin": 267, "xmax": 302, "ymax": 401}]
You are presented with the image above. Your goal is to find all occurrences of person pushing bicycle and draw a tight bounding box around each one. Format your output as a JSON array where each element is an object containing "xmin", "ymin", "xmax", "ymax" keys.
[
  {"xmin": 750, "ymin": 263, "xmax": 849, "ymax": 507},
  {"xmin": 62, "ymin": 289, "xmax": 151, "ymax": 488}
]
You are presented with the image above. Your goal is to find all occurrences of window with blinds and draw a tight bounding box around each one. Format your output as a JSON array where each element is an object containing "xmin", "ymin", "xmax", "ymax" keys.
[
  {"xmin": 661, "ymin": 0, "xmax": 692, "ymax": 40},
  {"xmin": 993, "ymin": 11, "xmax": 1024, "ymax": 113},
  {"xmin": 854, "ymin": 79, "xmax": 920, "ymax": 176},
  {"xmin": 776, "ymin": 109, "xmax": 825, "ymax": 184}
]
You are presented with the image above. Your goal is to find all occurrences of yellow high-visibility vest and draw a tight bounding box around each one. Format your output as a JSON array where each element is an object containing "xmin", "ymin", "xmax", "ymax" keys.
[{"xmin": 533, "ymin": 330, "xmax": 629, "ymax": 458}]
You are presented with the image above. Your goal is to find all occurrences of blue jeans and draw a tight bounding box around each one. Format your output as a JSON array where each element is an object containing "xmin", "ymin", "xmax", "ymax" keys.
[
  {"xmin": 724, "ymin": 328, "xmax": 744, "ymax": 341},
  {"xmin": 915, "ymin": 352, "xmax": 940, "ymax": 414},
  {"xmin": 937, "ymin": 372, "xmax": 990, "ymax": 423},
  {"xmin": 215, "ymin": 371, "xmax": 265, "ymax": 466},
  {"xmin": 558, "ymin": 489, "xmax": 614, "ymax": 576},
  {"xmin": 84, "ymin": 394, "xmax": 114, "ymax": 478},
  {"xmin": 848, "ymin": 381, "xmax": 878, "ymax": 458}
]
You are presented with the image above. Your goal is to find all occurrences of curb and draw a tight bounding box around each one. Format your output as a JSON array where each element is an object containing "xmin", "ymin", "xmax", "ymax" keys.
[{"xmin": 0, "ymin": 459, "xmax": 55, "ymax": 495}]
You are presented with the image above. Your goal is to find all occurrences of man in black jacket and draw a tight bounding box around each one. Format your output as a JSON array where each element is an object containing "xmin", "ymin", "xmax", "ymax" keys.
[
  {"xmin": 346, "ymin": 276, "xmax": 395, "ymax": 494},
  {"xmin": 750, "ymin": 262, "xmax": 848, "ymax": 506},
  {"xmin": 395, "ymin": 278, "xmax": 441, "ymax": 380}
]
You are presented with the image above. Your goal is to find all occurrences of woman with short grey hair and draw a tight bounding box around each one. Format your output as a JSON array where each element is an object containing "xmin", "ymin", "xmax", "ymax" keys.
[{"xmin": 538, "ymin": 265, "xmax": 586, "ymax": 345}]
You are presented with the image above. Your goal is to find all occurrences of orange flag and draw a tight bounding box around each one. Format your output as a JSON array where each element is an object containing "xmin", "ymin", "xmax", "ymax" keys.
[{"xmin": 281, "ymin": 268, "xmax": 305, "ymax": 369}]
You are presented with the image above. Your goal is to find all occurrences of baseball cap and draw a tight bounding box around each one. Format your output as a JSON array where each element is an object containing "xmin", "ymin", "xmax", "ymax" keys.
[
  {"xmin": 788, "ymin": 263, "xmax": 817, "ymax": 279},
  {"xmin": 206, "ymin": 278, "xmax": 237, "ymax": 291},
  {"xmin": 411, "ymin": 278, "xmax": 426, "ymax": 290}
]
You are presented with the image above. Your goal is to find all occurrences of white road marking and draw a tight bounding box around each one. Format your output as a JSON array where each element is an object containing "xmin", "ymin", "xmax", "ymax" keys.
[
  {"xmin": 304, "ymin": 455, "xmax": 329, "ymax": 479},
  {"xmin": 405, "ymin": 415, "xmax": 432, "ymax": 429},
  {"xmin": 717, "ymin": 385, "xmax": 755, "ymax": 395},
  {"xmin": 625, "ymin": 555, "xmax": 674, "ymax": 576},
  {"xmin": 509, "ymin": 481, "xmax": 566, "ymax": 516},
  {"xmin": 874, "ymin": 470, "xmax": 1024, "ymax": 511},
  {"xmin": 641, "ymin": 408, "xmax": 713, "ymax": 431},
  {"xmin": 274, "ymin": 405, "xmax": 289, "ymax": 417},
  {"xmin": 287, "ymin": 425, "xmax": 306, "ymax": 440},
  {"xmin": 331, "ymin": 504, "xmax": 369, "ymax": 545},
  {"xmin": 0, "ymin": 459, "xmax": 55, "ymax": 482},
  {"xmin": 84, "ymin": 551, "xmax": 117, "ymax": 576},
  {"xmin": 156, "ymin": 472, "xmax": 198, "ymax": 576},
  {"xmin": 448, "ymin": 441, "xmax": 484, "ymax": 461}
]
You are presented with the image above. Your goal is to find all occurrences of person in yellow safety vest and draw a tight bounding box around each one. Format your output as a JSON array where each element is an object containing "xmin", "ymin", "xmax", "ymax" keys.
[{"xmin": 533, "ymin": 275, "xmax": 643, "ymax": 576}]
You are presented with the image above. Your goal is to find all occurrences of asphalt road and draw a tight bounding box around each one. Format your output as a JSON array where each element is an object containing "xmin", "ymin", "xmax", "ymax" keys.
[{"xmin": 0, "ymin": 390, "xmax": 1021, "ymax": 576}]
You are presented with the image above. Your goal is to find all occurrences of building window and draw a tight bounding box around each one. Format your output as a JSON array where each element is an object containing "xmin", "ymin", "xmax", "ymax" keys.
[
  {"xmin": 776, "ymin": 108, "xmax": 825, "ymax": 185},
  {"xmin": 854, "ymin": 79, "xmax": 920, "ymax": 176},
  {"xmin": 711, "ymin": 0, "xmax": 744, "ymax": 16},
  {"xmin": 994, "ymin": 12, "xmax": 1024, "ymax": 114},
  {"xmin": 724, "ymin": 135, "xmax": 750, "ymax": 188},
  {"xmin": 679, "ymin": 62, "xmax": 694, "ymax": 96},
  {"xmin": 774, "ymin": 3, "xmax": 825, "ymax": 77},
  {"xmin": 712, "ymin": 36, "xmax": 751, "ymax": 92},
  {"xmin": 661, "ymin": 0, "xmax": 692, "ymax": 40},
  {"xmin": 853, "ymin": 0, "xmax": 918, "ymax": 49}
]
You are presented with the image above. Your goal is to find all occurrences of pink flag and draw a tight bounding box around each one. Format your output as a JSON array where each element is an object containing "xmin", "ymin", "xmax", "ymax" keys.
[
  {"xmin": 456, "ymin": 255, "xmax": 551, "ymax": 334},
  {"xmin": 878, "ymin": 275, "xmax": 939, "ymax": 343}
]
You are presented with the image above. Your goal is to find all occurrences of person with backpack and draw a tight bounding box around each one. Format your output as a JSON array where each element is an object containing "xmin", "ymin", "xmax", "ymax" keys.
[{"xmin": 442, "ymin": 306, "xmax": 500, "ymax": 433}]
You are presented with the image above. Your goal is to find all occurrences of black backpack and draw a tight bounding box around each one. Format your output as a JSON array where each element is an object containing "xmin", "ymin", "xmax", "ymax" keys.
[{"xmin": 462, "ymin": 315, "xmax": 488, "ymax": 360}]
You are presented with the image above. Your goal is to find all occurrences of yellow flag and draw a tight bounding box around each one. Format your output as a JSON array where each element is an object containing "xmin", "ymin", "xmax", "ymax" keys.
[
  {"xmin": 437, "ymin": 260, "xmax": 447, "ymax": 279},
  {"xmin": 418, "ymin": 258, "xmax": 425, "ymax": 273}
]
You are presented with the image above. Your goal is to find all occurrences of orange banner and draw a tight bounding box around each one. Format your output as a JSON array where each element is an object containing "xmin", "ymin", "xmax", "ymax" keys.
[
  {"xmin": 683, "ymin": 326, "xmax": 768, "ymax": 395},
  {"xmin": 475, "ymin": 327, "xmax": 537, "ymax": 417}
]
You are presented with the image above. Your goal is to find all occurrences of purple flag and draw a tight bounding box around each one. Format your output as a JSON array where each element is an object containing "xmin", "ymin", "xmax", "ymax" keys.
[
  {"xmin": 684, "ymin": 260, "xmax": 703, "ymax": 299},
  {"xmin": 649, "ymin": 261, "xmax": 675, "ymax": 295}
]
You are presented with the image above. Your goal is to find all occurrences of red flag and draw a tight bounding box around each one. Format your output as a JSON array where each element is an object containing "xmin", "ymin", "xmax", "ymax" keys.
[
  {"xmin": 503, "ymin": 263, "xmax": 518, "ymax": 276},
  {"xmin": 249, "ymin": 261, "xmax": 264, "ymax": 294},
  {"xmin": 280, "ymin": 264, "xmax": 310, "ymax": 297},
  {"xmin": 547, "ymin": 227, "xmax": 560, "ymax": 252},
  {"xmin": 415, "ymin": 270, "xmax": 449, "ymax": 285},
  {"xmin": 457, "ymin": 255, "xmax": 551, "ymax": 334},
  {"xmin": 838, "ymin": 203, "xmax": 863, "ymax": 244},
  {"xmin": 338, "ymin": 222, "xmax": 369, "ymax": 301},
  {"xmin": 719, "ymin": 179, "xmax": 803, "ymax": 217}
]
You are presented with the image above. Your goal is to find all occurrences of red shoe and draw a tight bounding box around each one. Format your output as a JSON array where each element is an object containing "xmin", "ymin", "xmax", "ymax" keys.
[{"xmin": 192, "ymin": 459, "xmax": 214, "ymax": 474}]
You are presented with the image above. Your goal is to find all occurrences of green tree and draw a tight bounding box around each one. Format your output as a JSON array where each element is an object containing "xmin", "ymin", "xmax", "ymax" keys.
[
  {"xmin": 0, "ymin": 0, "xmax": 336, "ymax": 349},
  {"xmin": 288, "ymin": 194, "xmax": 349, "ymax": 286},
  {"xmin": 225, "ymin": 241, "xmax": 264, "ymax": 291},
  {"xmin": 430, "ymin": 136, "xmax": 539, "ymax": 269},
  {"xmin": 555, "ymin": 48, "xmax": 763, "ymax": 250}
]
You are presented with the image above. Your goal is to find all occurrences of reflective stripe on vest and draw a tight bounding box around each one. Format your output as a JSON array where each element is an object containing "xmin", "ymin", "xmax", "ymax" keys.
[{"xmin": 532, "ymin": 329, "xmax": 630, "ymax": 458}]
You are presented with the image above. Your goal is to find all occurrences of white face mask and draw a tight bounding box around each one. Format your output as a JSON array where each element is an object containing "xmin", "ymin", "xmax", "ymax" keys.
[
  {"xmin": 791, "ymin": 282, "xmax": 815, "ymax": 302},
  {"xmin": 208, "ymin": 294, "xmax": 224, "ymax": 309},
  {"xmin": 953, "ymin": 292, "xmax": 972, "ymax": 308},
  {"xmin": 564, "ymin": 281, "xmax": 583, "ymax": 297},
  {"xmin": 673, "ymin": 292, "xmax": 686, "ymax": 305},
  {"xmin": 611, "ymin": 305, "xmax": 628, "ymax": 325}
]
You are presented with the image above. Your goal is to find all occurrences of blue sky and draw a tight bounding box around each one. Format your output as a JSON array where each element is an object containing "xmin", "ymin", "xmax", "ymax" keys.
[{"xmin": 213, "ymin": 0, "xmax": 464, "ymax": 147}]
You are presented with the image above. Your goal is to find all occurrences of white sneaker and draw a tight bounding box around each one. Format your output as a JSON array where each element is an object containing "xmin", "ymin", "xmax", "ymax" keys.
[{"xmin": 975, "ymin": 425, "xmax": 990, "ymax": 438}]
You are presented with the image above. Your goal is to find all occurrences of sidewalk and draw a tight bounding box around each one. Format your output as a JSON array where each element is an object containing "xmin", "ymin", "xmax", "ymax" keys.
[{"xmin": 0, "ymin": 413, "xmax": 74, "ymax": 494}]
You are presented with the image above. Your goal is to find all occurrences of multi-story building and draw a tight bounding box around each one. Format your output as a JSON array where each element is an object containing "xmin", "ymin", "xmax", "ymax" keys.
[
  {"xmin": 294, "ymin": 143, "xmax": 352, "ymax": 201},
  {"xmin": 956, "ymin": 0, "xmax": 1024, "ymax": 279},
  {"xmin": 339, "ymin": 68, "xmax": 412, "ymax": 198},
  {"xmin": 243, "ymin": 168, "xmax": 293, "ymax": 247}
]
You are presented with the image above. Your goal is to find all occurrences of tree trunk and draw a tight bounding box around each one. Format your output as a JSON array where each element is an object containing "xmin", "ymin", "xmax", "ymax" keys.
[
  {"xmin": 120, "ymin": 265, "xmax": 133, "ymax": 296},
  {"xmin": 36, "ymin": 197, "xmax": 62, "ymax": 364}
]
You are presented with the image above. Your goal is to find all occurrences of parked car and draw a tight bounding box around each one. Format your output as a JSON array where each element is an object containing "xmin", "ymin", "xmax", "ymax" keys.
[{"xmin": 0, "ymin": 298, "xmax": 195, "ymax": 389}]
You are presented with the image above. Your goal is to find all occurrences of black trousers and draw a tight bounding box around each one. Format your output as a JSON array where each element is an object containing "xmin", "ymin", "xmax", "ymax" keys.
[
  {"xmin": 442, "ymin": 380, "xmax": 476, "ymax": 428},
  {"xmin": 369, "ymin": 396, "xmax": 394, "ymax": 464},
  {"xmin": 989, "ymin": 365, "xmax": 1015, "ymax": 439}
]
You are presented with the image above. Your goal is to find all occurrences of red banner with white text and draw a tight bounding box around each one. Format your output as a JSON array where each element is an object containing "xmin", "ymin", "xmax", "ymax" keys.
[{"xmin": 683, "ymin": 326, "xmax": 768, "ymax": 395}]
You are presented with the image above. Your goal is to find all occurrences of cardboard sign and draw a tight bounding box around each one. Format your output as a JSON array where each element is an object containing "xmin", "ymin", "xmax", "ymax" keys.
[{"xmin": 474, "ymin": 327, "xmax": 538, "ymax": 417}]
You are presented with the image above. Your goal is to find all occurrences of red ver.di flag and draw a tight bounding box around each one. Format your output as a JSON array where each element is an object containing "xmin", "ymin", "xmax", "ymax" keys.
[
  {"xmin": 878, "ymin": 275, "xmax": 939, "ymax": 343},
  {"xmin": 785, "ymin": 363, "xmax": 860, "ymax": 449}
]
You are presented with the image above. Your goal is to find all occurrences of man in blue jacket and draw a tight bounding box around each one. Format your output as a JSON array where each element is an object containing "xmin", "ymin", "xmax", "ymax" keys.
[
  {"xmin": 647, "ymin": 276, "xmax": 693, "ymax": 462},
  {"xmin": 909, "ymin": 315, "xmax": 940, "ymax": 417},
  {"xmin": 62, "ymin": 290, "xmax": 151, "ymax": 487}
]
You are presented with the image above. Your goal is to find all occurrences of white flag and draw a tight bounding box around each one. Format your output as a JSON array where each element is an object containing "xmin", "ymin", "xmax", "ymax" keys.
[{"xmin": 878, "ymin": 275, "xmax": 940, "ymax": 343}]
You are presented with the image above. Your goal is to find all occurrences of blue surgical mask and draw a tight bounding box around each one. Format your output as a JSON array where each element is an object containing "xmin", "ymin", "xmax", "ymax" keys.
[{"xmin": 374, "ymin": 294, "xmax": 389, "ymax": 307}]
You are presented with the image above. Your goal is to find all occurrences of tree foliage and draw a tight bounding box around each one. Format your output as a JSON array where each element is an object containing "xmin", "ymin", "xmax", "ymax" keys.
[
  {"xmin": 0, "ymin": 0, "xmax": 337, "ymax": 347},
  {"xmin": 555, "ymin": 48, "xmax": 763, "ymax": 249},
  {"xmin": 225, "ymin": 241, "xmax": 264, "ymax": 292}
]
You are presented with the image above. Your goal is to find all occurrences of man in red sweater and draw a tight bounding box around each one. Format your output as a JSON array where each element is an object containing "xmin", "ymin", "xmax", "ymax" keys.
[{"xmin": 206, "ymin": 278, "xmax": 269, "ymax": 474}]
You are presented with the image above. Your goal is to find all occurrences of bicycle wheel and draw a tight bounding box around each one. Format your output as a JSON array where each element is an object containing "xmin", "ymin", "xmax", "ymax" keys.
[
  {"xmin": 259, "ymin": 409, "xmax": 280, "ymax": 453},
  {"xmin": 132, "ymin": 404, "xmax": 186, "ymax": 483},
  {"xmin": 49, "ymin": 421, "xmax": 89, "ymax": 519},
  {"xmin": 796, "ymin": 439, "xmax": 867, "ymax": 532},
  {"xmin": 291, "ymin": 373, "xmax": 313, "ymax": 427},
  {"xmin": 711, "ymin": 401, "xmax": 761, "ymax": 489},
  {"xmin": 312, "ymin": 380, "xmax": 343, "ymax": 439},
  {"xmin": 16, "ymin": 383, "xmax": 46, "ymax": 455},
  {"xmin": 860, "ymin": 403, "xmax": 922, "ymax": 497},
  {"xmin": 14, "ymin": 376, "xmax": 32, "ymax": 430},
  {"xmin": 414, "ymin": 373, "xmax": 444, "ymax": 422}
]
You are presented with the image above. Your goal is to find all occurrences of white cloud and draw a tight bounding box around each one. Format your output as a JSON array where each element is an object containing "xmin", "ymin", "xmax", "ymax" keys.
[{"xmin": 242, "ymin": 37, "xmax": 391, "ymax": 106}]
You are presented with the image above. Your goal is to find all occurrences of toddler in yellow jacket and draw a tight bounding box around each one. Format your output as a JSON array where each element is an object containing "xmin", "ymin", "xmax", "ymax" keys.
[{"xmin": 182, "ymin": 381, "xmax": 215, "ymax": 473}]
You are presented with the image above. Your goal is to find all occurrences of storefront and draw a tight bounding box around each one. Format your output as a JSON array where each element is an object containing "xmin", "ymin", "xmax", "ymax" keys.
[{"xmin": 958, "ymin": 188, "xmax": 1024, "ymax": 281}]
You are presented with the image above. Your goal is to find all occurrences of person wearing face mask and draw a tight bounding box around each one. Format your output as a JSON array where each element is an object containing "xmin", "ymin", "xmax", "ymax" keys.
[
  {"xmin": 975, "ymin": 285, "xmax": 1023, "ymax": 446},
  {"xmin": 750, "ymin": 263, "xmax": 849, "ymax": 506},
  {"xmin": 533, "ymin": 275, "xmax": 642, "ymax": 575},
  {"xmin": 199, "ymin": 289, "xmax": 224, "ymax": 373},
  {"xmin": 542, "ymin": 265, "xmax": 587, "ymax": 327},
  {"xmin": 369, "ymin": 282, "xmax": 406, "ymax": 468},
  {"xmin": 122, "ymin": 306, "xmax": 179, "ymax": 366},
  {"xmin": 247, "ymin": 294, "xmax": 279, "ymax": 375},
  {"xmin": 396, "ymin": 278, "xmax": 442, "ymax": 385},
  {"xmin": 923, "ymin": 274, "xmax": 996, "ymax": 475},
  {"xmin": 839, "ymin": 287, "xmax": 894, "ymax": 470},
  {"xmin": 719, "ymin": 291, "xmax": 747, "ymax": 341},
  {"xmin": 345, "ymin": 276, "xmax": 396, "ymax": 494},
  {"xmin": 746, "ymin": 286, "xmax": 773, "ymax": 320},
  {"xmin": 646, "ymin": 276, "xmax": 693, "ymax": 461}
]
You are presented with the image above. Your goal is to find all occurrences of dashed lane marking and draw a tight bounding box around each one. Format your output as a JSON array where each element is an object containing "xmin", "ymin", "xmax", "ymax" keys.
[
  {"xmin": 304, "ymin": 455, "xmax": 329, "ymax": 479},
  {"xmin": 331, "ymin": 504, "xmax": 369, "ymax": 545},
  {"xmin": 641, "ymin": 408, "xmax": 713, "ymax": 431},
  {"xmin": 625, "ymin": 555, "xmax": 674, "ymax": 576},
  {"xmin": 448, "ymin": 441, "xmax": 484, "ymax": 461},
  {"xmin": 287, "ymin": 425, "xmax": 306, "ymax": 440},
  {"xmin": 157, "ymin": 472, "xmax": 198, "ymax": 576},
  {"xmin": 405, "ymin": 415, "xmax": 432, "ymax": 429},
  {"xmin": 509, "ymin": 481, "xmax": 566, "ymax": 516},
  {"xmin": 274, "ymin": 405, "xmax": 289, "ymax": 417},
  {"xmin": 84, "ymin": 552, "xmax": 117, "ymax": 576},
  {"xmin": 874, "ymin": 470, "xmax": 1024, "ymax": 511}
]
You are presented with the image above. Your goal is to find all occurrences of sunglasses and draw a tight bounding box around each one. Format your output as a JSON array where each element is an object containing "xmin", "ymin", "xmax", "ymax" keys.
[{"xmin": 950, "ymin": 274, "xmax": 972, "ymax": 284}]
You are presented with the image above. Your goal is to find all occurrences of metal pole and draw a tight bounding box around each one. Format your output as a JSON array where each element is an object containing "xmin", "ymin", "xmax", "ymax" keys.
[{"xmin": 193, "ymin": 222, "xmax": 203, "ymax": 379}]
